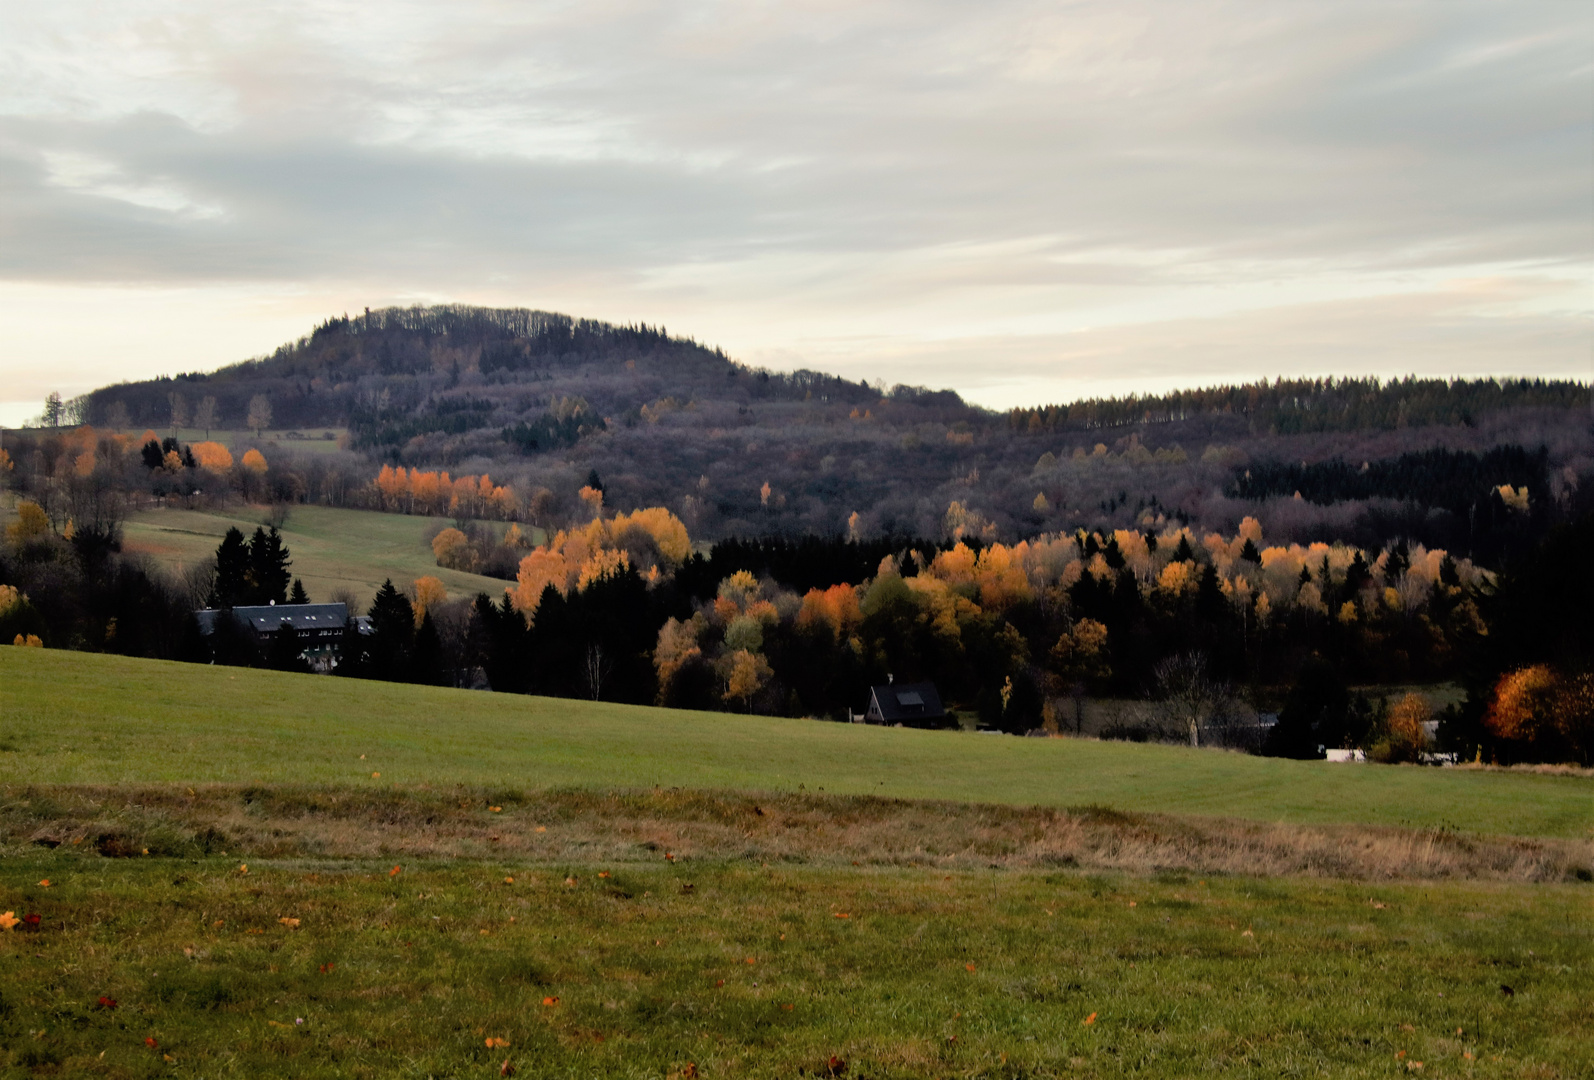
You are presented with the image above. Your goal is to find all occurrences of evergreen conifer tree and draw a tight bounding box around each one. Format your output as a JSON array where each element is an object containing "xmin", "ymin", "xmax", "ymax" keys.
[
  {"xmin": 288, "ymin": 579, "xmax": 310, "ymax": 605},
  {"xmin": 211, "ymin": 527, "xmax": 250, "ymax": 607}
]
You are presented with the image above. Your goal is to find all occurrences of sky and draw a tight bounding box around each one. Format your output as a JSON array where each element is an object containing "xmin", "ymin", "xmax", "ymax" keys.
[{"xmin": 1, "ymin": 0, "xmax": 1590, "ymax": 425}]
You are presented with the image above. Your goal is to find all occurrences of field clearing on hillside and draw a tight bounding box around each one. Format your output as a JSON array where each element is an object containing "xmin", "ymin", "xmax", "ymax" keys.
[
  {"xmin": 116, "ymin": 504, "xmax": 523, "ymax": 610},
  {"xmin": 4, "ymin": 650, "xmax": 1591, "ymax": 838},
  {"xmin": 1, "ymin": 856, "xmax": 1588, "ymax": 1078}
]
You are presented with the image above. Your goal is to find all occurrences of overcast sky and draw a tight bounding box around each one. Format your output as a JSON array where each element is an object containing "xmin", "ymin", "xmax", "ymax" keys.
[{"xmin": 1, "ymin": 0, "xmax": 1589, "ymax": 424}]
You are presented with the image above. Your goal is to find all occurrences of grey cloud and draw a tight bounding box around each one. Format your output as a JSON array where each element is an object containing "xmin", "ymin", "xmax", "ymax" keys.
[{"xmin": 0, "ymin": 0, "xmax": 1588, "ymax": 392}]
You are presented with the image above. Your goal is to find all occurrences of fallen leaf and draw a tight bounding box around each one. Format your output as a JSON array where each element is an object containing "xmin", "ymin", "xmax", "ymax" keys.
[
  {"xmin": 142, "ymin": 848, "xmax": 149, "ymax": 855},
  {"xmin": 1241, "ymin": 929, "xmax": 1254, "ymax": 938},
  {"xmin": 1083, "ymin": 1012, "xmax": 1098, "ymax": 1025},
  {"xmin": 490, "ymin": 806, "xmax": 502, "ymax": 813},
  {"xmin": 782, "ymin": 1003, "xmax": 794, "ymax": 1011},
  {"xmin": 145, "ymin": 1037, "xmax": 158, "ymax": 1048},
  {"xmin": 238, "ymin": 864, "xmax": 248, "ymax": 875},
  {"xmin": 371, "ymin": 772, "xmax": 380, "ymax": 778},
  {"xmin": 38, "ymin": 880, "xmax": 51, "ymax": 888},
  {"xmin": 715, "ymin": 979, "xmax": 724, "ymax": 987},
  {"xmin": 0, "ymin": 912, "xmax": 18, "ymax": 931},
  {"xmin": 535, "ymin": 826, "xmax": 546, "ymax": 833},
  {"xmin": 505, "ymin": 877, "xmax": 515, "ymax": 884},
  {"xmin": 500, "ymin": 1060, "xmax": 515, "ymax": 1077},
  {"xmin": 279, "ymin": 917, "xmax": 300, "ymax": 929},
  {"xmin": 683, "ymin": 1064, "xmax": 699, "ymax": 1079},
  {"xmin": 163, "ymin": 1054, "xmax": 175, "ymax": 1063},
  {"xmin": 97, "ymin": 996, "xmax": 117, "ymax": 1009},
  {"xmin": 1406, "ymin": 1062, "xmax": 1424, "ymax": 1071},
  {"xmin": 213, "ymin": 920, "xmax": 224, "ymax": 928},
  {"xmin": 1127, "ymin": 901, "xmax": 1135, "ymax": 907},
  {"xmin": 825, "ymin": 1055, "xmax": 846, "ymax": 1077},
  {"xmin": 1395, "ymin": 1050, "xmax": 1406, "ymax": 1060},
  {"xmin": 246, "ymin": 928, "xmax": 265, "ymax": 935},
  {"xmin": 390, "ymin": 865, "xmax": 402, "ymax": 878},
  {"xmin": 965, "ymin": 963, "xmax": 976, "ymax": 972},
  {"xmin": 485, "ymin": 1037, "xmax": 510, "ymax": 1048},
  {"xmin": 565, "ymin": 876, "xmax": 577, "ymax": 886},
  {"xmin": 319, "ymin": 963, "xmax": 335, "ymax": 974},
  {"xmin": 599, "ymin": 871, "xmax": 610, "ymax": 878},
  {"xmin": 543, "ymin": 996, "xmax": 559, "ymax": 1006},
  {"xmin": 833, "ymin": 912, "xmax": 851, "ymax": 919},
  {"xmin": 23, "ymin": 914, "xmax": 40, "ymax": 927},
  {"xmin": 480, "ymin": 929, "xmax": 490, "ymax": 936},
  {"xmin": 745, "ymin": 957, "xmax": 756, "ymax": 965},
  {"xmin": 1399, "ymin": 1023, "xmax": 1414, "ymax": 1032}
]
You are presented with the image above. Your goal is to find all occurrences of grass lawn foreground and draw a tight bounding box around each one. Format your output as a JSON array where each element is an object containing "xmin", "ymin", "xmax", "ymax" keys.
[{"xmin": 2, "ymin": 649, "xmax": 1590, "ymax": 1077}]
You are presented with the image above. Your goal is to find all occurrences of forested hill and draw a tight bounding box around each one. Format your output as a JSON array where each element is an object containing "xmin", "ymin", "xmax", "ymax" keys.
[
  {"xmin": 1009, "ymin": 377, "xmax": 1590, "ymax": 436},
  {"xmin": 68, "ymin": 305, "xmax": 1591, "ymax": 551},
  {"xmin": 85, "ymin": 304, "xmax": 930, "ymax": 437}
]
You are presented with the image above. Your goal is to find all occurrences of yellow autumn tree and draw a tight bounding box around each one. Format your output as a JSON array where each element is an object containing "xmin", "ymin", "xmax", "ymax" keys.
[
  {"xmin": 191, "ymin": 441, "xmax": 233, "ymax": 470},
  {"xmin": 721, "ymin": 649, "xmax": 773, "ymax": 712},
  {"xmin": 1484, "ymin": 666, "xmax": 1559, "ymax": 744},
  {"xmin": 241, "ymin": 449, "xmax": 268, "ymax": 473},
  {"xmin": 6, "ymin": 502, "xmax": 50, "ymax": 543},
  {"xmin": 413, "ymin": 576, "xmax": 447, "ymax": 626},
  {"xmin": 432, "ymin": 527, "xmax": 473, "ymax": 570}
]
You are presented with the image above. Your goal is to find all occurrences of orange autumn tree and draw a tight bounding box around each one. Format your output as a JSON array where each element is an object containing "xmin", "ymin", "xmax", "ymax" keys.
[{"xmin": 510, "ymin": 506, "xmax": 692, "ymax": 617}]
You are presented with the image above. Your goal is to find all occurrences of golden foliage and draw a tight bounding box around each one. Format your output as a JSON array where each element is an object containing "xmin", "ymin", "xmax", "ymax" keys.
[
  {"xmin": 432, "ymin": 527, "xmax": 473, "ymax": 570},
  {"xmin": 12, "ymin": 634, "xmax": 43, "ymax": 648},
  {"xmin": 1485, "ymin": 666, "xmax": 1559, "ymax": 742},
  {"xmin": 721, "ymin": 649, "xmax": 773, "ymax": 710},
  {"xmin": 413, "ymin": 576, "xmax": 447, "ymax": 625},
  {"xmin": 241, "ymin": 448, "xmax": 268, "ymax": 473},
  {"xmin": 190, "ymin": 441, "xmax": 233, "ymax": 470},
  {"xmin": 6, "ymin": 501, "xmax": 50, "ymax": 543}
]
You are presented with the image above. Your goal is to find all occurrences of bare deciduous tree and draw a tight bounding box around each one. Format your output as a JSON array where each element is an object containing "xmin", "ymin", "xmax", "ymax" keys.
[
  {"xmin": 168, "ymin": 391, "xmax": 189, "ymax": 433},
  {"xmin": 106, "ymin": 401, "xmax": 131, "ymax": 431},
  {"xmin": 1150, "ymin": 651, "xmax": 1234, "ymax": 748},
  {"xmin": 193, "ymin": 396, "xmax": 218, "ymax": 437},
  {"xmin": 246, "ymin": 394, "xmax": 272, "ymax": 436}
]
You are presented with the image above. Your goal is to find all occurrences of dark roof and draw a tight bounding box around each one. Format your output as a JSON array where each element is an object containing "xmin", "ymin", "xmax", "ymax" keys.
[
  {"xmin": 196, "ymin": 603, "xmax": 349, "ymax": 635},
  {"xmin": 868, "ymin": 682, "xmax": 946, "ymax": 723}
]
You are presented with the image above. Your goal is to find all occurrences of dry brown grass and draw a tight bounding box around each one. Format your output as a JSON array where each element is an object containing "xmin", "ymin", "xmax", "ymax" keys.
[{"xmin": 4, "ymin": 783, "xmax": 1589, "ymax": 883}]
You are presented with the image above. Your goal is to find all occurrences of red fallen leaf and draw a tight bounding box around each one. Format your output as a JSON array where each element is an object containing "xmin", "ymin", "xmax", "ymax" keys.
[
  {"xmin": 500, "ymin": 1059, "xmax": 515, "ymax": 1076},
  {"xmin": 145, "ymin": 1037, "xmax": 158, "ymax": 1048},
  {"xmin": 833, "ymin": 912, "xmax": 851, "ymax": 919},
  {"xmin": 1083, "ymin": 1012, "xmax": 1098, "ymax": 1026},
  {"xmin": 682, "ymin": 1064, "xmax": 698, "ymax": 1079},
  {"xmin": 542, "ymin": 996, "xmax": 559, "ymax": 1006},
  {"xmin": 965, "ymin": 963, "xmax": 976, "ymax": 972},
  {"xmin": 97, "ymin": 996, "xmax": 117, "ymax": 1009},
  {"xmin": 745, "ymin": 956, "xmax": 756, "ymax": 965},
  {"xmin": 390, "ymin": 865, "xmax": 402, "ymax": 878},
  {"xmin": 715, "ymin": 980, "xmax": 724, "ymax": 987},
  {"xmin": 826, "ymin": 1056, "xmax": 848, "ymax": 1076},
  {"xmin": 781, "ymin": 1003, "xmax": 794, "ymax": 1011},
  {"xmin": 24, "ymin": 914, "xmax": 42, "ymax": 928},
  {"xmin": 598, "ymin": 871, "xmax": 610, "ymax": 878}
]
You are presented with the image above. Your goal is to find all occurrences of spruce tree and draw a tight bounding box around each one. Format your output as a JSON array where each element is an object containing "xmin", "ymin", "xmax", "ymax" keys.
[
  {"xmin": 288, "ymin": 578, "xmax": 310, "ymax": 605},
  {"xmin": 366, "ymin": 579, "xmax": 415, "ymax": 682},
  {"xmin": 211, "ymin": 527, "xmax": 250, "ymax": 607},
  {"xmin": 247, "ymin": 526, "xmax": 292, "ymax": 605}
]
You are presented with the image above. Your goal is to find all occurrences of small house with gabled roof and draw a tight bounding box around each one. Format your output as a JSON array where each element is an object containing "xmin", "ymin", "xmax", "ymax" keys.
[{"xmin": 864, "ymin": 681, "xmax": 948, "ymax": 727}]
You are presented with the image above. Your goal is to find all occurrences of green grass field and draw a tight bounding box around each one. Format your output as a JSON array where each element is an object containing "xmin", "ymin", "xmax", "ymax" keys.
[
  {"xmin": 2, "ymin": 857, "xmax": 1587, "ymax": 1079},
  {"xmin": 118, "ymin": 505, "xmax": 517, "ymax": 610},
  {"xmin": 3, "ymin": 649, "xmax": 1589, "ymax": 1077},
  {"xmin": 4, "ymin": 650, "xmax": 1590, "ymax": 838}
]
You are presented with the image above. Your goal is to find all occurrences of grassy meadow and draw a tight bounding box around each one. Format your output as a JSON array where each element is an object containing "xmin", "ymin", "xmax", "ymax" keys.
[
  {"xmin": 2, "ymin": 856, "xmax": 1587, "ymax": 1079},
  {"xmin": 3, "ymin": 649, "xmax": 1590, "ymax": 1077},
  {"xmin": 4, "ymin": 649, "xmax": 1591, "ymax": 837},
  {"xmin": 117, "ymin": 504, "xmax": 520, "ymax": 611}
]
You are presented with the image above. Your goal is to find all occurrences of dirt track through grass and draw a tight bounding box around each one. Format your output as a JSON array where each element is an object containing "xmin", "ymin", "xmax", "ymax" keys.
[{"xmin": 6, "ymin": 785, "xmax": 1591, "ymax": 884}]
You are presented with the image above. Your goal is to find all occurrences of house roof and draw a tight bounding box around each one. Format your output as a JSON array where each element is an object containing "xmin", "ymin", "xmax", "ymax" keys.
[
  {"xmin": 196, "ymin": 603, "xmax": 349, "ymax": 635},
  {"xmin": 868, "ymin": 682, "xmax": 946, "ymax": 723}
]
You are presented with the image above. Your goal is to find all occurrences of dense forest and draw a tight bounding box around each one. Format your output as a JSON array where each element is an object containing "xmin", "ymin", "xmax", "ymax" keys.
[
  {"xmin": 4, "ymin": 305, "xmax": 1590, "ymax": 765},
  {"xmin": 44, "ymin": 304, "xmax": 1589, "ymax": 558}
]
